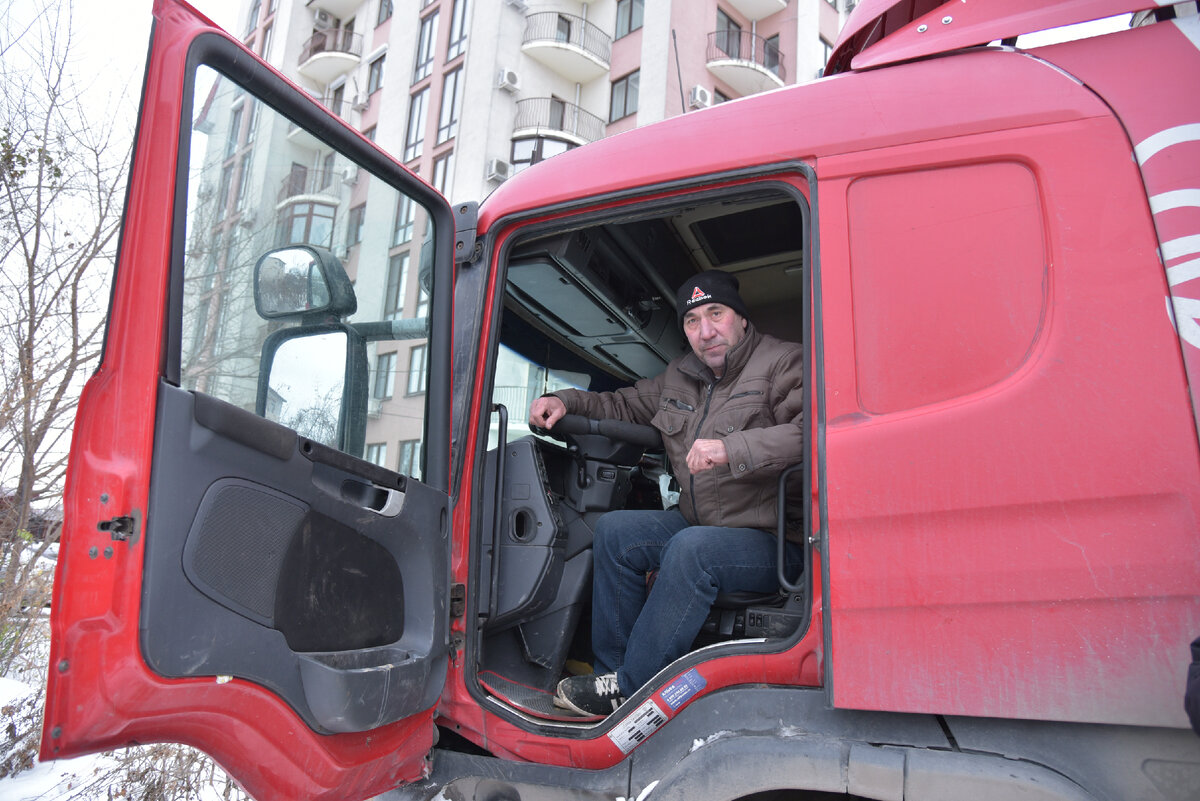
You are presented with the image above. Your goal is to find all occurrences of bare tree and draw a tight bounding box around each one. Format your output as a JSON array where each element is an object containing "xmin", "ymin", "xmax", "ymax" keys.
[
  {"xmin": 0, "ymin": 4, "xmax": 250, "ymax": 798},
  {"xmin": 0, "ymin": 0, "xmax": 122, "ymax": 671}
]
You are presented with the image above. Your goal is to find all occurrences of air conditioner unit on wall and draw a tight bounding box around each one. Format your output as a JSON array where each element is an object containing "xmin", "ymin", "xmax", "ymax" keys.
[
  {"xmin": 342, "ymin": 167, "xmax": 359, "ymax": 186},
  {"xmin": 487, "ymin": 159, "xmax": 513, "ymax": 182},
  {"xmin": 689, "ymin": 85, "xmax": 712, "ymax": 109},
  {"xmin": 313, "ymin": 10, "xmax": 335, "ymax": 29},
  {"xmin": 505, "ymin": 0, "xmax": 528, "ymax": 10},
  {"xmin": 351, "ymin": 94, "xmax": 369, "ymax": 112},
  {"xmin": 496, "ymin": 69, "xmax": 520, "ymax": 93}
]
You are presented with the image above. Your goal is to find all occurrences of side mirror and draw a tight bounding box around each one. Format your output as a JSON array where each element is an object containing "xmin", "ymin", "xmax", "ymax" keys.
[
  {"xmin": 256, "ymin": 326, "xmax": 368, "ymax": 453},
  {"xmin": 254, "ymin": 245, "xmax": 357, "ymax": 320}
]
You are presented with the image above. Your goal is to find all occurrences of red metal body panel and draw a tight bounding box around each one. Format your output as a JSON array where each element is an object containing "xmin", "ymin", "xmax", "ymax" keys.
[
  {"xmin": 43, "ymin": 1, "xmax": 1200, "ymax": 796},
  {"xmin": 477, "ymin": 47, "xmax": 1110, "ymax": 232},
  {"xmin": 40, "ymin": 4, "xmax": 436, "ymax": 800},
  {"xmin": 818, "ymin": 34, "xmax": 1200, "ymax": 724},
  {"xmin": 1032, "ymin": 15, "xmax": 1200, "ymax": 451},
  {"xmin": 829, "ymin": 0, "xmax": 1157, "ymax": 75}
]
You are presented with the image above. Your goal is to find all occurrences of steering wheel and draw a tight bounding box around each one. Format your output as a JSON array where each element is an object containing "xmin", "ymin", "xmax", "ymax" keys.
[{"xmin": 533, "ymin": 414, "xmax": 662, "ymax": 450}]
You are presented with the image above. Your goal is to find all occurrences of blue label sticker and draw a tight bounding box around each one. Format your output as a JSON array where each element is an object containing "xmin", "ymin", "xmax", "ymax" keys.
[{"xmin": 661, "ymin": 668, "xmax": 707, "ymax": 710}]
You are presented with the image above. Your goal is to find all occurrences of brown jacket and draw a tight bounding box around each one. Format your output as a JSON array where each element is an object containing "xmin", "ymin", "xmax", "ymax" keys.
[{"xmin": 554, "ymin": 324, "xmax": 805, "ymax": 540}]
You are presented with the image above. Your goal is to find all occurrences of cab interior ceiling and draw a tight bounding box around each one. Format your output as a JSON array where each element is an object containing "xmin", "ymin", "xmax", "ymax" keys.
[{"xmin": 503, "ymin": 192, "xmax": 806, "ymax": 384}]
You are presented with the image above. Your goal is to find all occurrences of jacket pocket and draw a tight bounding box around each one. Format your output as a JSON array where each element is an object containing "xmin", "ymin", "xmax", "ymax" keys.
[
  {"xmin": 711, "ymin": 407, "xmax": 759, "ymax": 437},
  {"xmin": 651, "ymin": 408, "xmax": 688, "ymax": 437}
]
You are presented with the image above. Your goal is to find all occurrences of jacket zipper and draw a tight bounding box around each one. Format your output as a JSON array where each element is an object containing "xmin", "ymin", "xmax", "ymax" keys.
[{"xmin": 689, "ymin": 381, "xmax": 716, "ymax": 522}]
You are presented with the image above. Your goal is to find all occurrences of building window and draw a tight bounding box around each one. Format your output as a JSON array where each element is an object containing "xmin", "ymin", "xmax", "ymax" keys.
[
  {"xmin": 820, "ymin": 36, "xmax": 832, "ymax": 69},
  {"xmin": 714, "ymin": 88, "xmax": 730, "ymax": 104},
  {"xmin": 322, "ymin": 151, "xmax": 336, "ymax": 187},
  {"xmin": 276, "ymin": 201, "xmax": 336, "ymax": 248},
  {"xmin": 437, "ymin": 67, "xmax": 462, "ymax": 143},
  {"xmin": 347, "ymin": 203, "xmax": 366, "ymax": 246},
  {"xmin": 245, "ymin": 100, "xmax": 260, "ymax": 145},
  {"xmin": 218, "ymin": 163, "xmax": 234, "ymax": 214},
  {"xmin": 367, "ymin": 54, "xmax": 386, "ymax": 94},
  {"xmin": 397, "ymin": 439, "xmax": 422, "ymax": 477},
  {"xmin": 393, "ymin": 196, "xmax": 415, "ymax": 246},
  {"xmin": 609, "ymin": 70, "xmax": 639, "ymax": 122},
  {"xmin": 414, "ymin": 11, "xmax": 439, "ymax": 82},
  {"xmin": 615, "ymin": 0, "xmax": 643, "ymax": 39},
  {"xmin": 765, "ymin": 33, "xmax": 781, "ymax": 76},
  {"xmin": 377, "ymin": 0, "xmax": 393, "ymax": 26},
  {"xmin": 431, "ymin": 151, "xmax": 453, "ymax": 194},
  {"xmin": 716, "ymin": 9, "xmax": 742, "ymax": 59},
  {"xmin": 404, "ymin": 88, "xmax": 429, "ymax": 161},
  {"xmin": 260, "ymin": 23, "xmax": 273, "ymax": 58},
  {"xmin": 410, "ymin": 257, "xmax": 428, "ymax": 318},
  {"xmin": 373, "ymin": 352, "xmax": 396, "ymax": 399},
  {"xmin": 365, "ymin": 443, "xmax": 387, "ymax": 466},
  {"xmin": 245, "ymin": 0, "xmax": 262, "ymax": 34},
  {"xmin": 363, "ymin": 125, "xmax": 377, "ymax": 142},
  {"xmin": 226, "ymin": 105, "xmax": 243, "ymax": 158},
  {"xmin": 511, "ymin": 136, "xmax": 572, "ymax": 171},
  {"xmin": 385, "ymin": 253, "xmax": 409, "ymax": 319},
  {"xmin": 447, "ymin": 0, "xmax": 469, "ymax": 59},
  {"xmin": 234, "ymin": 152, "xmax": 252, "ymax": 211},
  {"xmin": 407, "ymin": 344, "xmax": 427, "ymax": 395}
]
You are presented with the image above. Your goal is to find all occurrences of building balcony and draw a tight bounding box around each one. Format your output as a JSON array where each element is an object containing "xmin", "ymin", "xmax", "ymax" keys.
[
  {"xmin": 306, "ymin": 0, "xmax": 359, "ymax": 21},
  {"xmin": 724, "ymin": 0, "xmax": 787, "ymax": 21},
  {"xmin": 706, "ymin": 30, "xmax": 786, "ymax": 95},
  {"xmin": 521, "ymin": 12, "xmax": 611, "ymax": 84},
  {"xmin": 298, "ymin": 29, "xmax": 363, "ymax": 86},
  {"xmin": 513, "ymin": 97, "xmax": 606, "ymax": 146},
  {"xmin": 277, "ymin": 169, "xmax": 343, "ymax": 205}
]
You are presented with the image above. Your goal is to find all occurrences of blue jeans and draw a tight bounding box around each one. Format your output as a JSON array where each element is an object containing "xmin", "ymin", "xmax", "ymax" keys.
[{"xmin": 591, "ymin": 509, "xmax": 804, "ymax": 697}]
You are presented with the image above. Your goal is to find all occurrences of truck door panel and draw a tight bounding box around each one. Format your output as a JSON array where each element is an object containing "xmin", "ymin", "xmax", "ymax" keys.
[
  {"xmin": 42, "ymin": 4, "xmax": 456, "ymax": 800},
  {"xmin": 820, "ymin": 113, "xmax": 1200, "ymax": 727}
]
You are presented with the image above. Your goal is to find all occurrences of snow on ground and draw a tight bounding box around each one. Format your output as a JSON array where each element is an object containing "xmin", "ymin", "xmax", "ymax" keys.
[{"xmin": 1, "ymin": 676, "xmax": 116, "ymax": 801}]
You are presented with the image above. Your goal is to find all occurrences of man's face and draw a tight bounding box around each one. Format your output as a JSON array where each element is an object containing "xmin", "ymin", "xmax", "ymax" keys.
[{"xmin": 682, "ymin": 303, "xmax": 748, "ymax": 375}]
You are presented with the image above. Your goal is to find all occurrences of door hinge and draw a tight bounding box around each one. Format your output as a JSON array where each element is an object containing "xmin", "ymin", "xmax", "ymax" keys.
[
  {"xmin": 97, "ymin": 514, "xmax": 139, "ymax": 543},
  {"xmin": 450, "ymin": 583, "xmax": 466, "ymax": 618}
]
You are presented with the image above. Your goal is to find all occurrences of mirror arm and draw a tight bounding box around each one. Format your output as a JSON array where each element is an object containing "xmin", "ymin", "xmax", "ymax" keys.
[{"xmin": 353, "ymin": 318, "xmax": 429, "ymax": 342}]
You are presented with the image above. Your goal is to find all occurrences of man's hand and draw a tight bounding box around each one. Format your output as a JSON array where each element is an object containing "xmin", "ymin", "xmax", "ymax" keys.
[
  {"xmin": 686, "ymin": 439, "xmax": 729, "ymax": 473},
  {"xmin": 529, "ymin": 395, "xmax": 567, "ymax": 430}
]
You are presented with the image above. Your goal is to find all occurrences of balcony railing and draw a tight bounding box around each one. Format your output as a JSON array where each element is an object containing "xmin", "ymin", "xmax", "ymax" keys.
[
  {"xmin": 277, "ymin": 169, "xmax": 341, "ymax": 204},
  {"xmin": 707, "ymin": 30, "xmax": 786, "ymax": 82},
  {"xmin": 299, "ymin": 29, "xmax": 364, "ymax": 65},
  {"xmin": 514, "ymin": 98, "xmax": 606, "ymax": 144},
  {"xmin": 523, "ymin": 12, "xmax": 612, "ymax": 66}
]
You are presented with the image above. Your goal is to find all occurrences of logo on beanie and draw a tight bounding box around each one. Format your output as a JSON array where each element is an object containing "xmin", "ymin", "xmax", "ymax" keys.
[{"xmin": 688, "ymin": 286, "xmax": 711, "ymax": 306}]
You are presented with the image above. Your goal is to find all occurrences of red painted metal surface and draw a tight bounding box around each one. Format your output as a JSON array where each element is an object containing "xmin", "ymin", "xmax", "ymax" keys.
[
  {"xmin": 40, "ymin": 3, "xmax": 437, "ymax": 800},
  {"xmin": 828, "ymin": 0, "xmax": 1158, "ymax": 75},
  {"xmin": 817, "ymin": 31, "xmax": 1200, "ymax": 724},
  {"xmin": 43, "ymin": 1, "xmax": 1200, "ymax": 797},
  {"xmin": 1033, "ymin": 14, "xmax": 1200, "ymax": 454}
]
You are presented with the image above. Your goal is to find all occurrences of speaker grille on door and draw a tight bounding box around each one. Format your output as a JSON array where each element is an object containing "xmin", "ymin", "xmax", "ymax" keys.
[{"xmin": 183, "ymin": 480, "xmax": 308, "ymax": 625}]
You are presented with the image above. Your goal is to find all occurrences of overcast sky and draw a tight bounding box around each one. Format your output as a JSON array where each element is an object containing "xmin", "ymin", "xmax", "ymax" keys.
[{"xmin": 73, "ymin": 0, "xmax": 242, "ymax": 121}]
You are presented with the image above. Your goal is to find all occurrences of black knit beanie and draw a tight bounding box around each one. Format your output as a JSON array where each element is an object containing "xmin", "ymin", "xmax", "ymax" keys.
[{"xmin": 676, "ymin": 271, "xmax": 750, "ymax": 329}]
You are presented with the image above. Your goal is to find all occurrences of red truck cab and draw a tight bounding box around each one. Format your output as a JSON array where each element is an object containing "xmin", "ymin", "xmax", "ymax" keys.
[{"xmin": 43, "ymin": 1, "xmax": 1200, "ymax": 800}]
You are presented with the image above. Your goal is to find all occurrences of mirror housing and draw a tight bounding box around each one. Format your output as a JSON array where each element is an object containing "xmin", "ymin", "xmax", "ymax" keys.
[
  {"xmin": 256, "ymin": 325, "xmax": 369, "ymax": 454},
  {"xmin": 254, "ymin": 245, "xmax": 357, "ymax": 320}
]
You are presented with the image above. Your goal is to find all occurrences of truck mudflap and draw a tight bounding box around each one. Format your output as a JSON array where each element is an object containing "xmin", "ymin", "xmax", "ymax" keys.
[{"xmin": 385, "ymin": 688, "xmax": 1200, "ymax": 801}]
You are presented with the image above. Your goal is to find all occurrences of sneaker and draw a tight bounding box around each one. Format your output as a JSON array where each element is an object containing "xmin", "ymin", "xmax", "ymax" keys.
[{"xmin": 553, "ymin": 672, "xmax": 624, "ymax": 717}]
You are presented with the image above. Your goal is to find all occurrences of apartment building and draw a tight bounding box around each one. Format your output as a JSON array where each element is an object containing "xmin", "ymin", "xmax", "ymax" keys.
[{"xmin": 186, "ymin": 0, "xmax": 846, "ymax": 474}]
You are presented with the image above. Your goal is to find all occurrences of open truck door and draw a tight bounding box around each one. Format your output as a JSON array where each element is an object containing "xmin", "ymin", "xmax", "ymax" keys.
[{"xmin": 41, "ymin": 2, "xmax": 457, "ymax": 799}]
